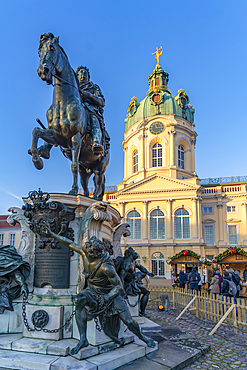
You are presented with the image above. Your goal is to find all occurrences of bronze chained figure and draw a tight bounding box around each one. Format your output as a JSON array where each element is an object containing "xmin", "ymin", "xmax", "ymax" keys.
[{"xmin": 42, "ymin": 223, "xmax": 155, "ymax": 354}]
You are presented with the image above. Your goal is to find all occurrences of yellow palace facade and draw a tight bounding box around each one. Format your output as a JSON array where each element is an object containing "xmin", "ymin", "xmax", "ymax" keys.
[{"xmin": 105, "ymin": 59, "xmax": 247, "ymax": 282}]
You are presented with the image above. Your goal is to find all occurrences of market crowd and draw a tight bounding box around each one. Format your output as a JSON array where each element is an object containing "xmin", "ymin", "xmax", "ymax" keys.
[{"xmin": 172, "ymin": 265, "xmax": 247, "ymax": 300}]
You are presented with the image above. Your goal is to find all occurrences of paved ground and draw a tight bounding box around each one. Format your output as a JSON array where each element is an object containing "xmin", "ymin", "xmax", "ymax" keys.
[{"xmin": 151, "ymin": 307, "xmax": 247, "ymax": 369}]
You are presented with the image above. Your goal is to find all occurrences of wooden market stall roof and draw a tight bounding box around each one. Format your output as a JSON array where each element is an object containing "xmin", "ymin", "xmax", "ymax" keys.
[
  {"xmin": 167, "ymin": 250, "xmax": 212, "ymax": 265},
  {"xmin": 213, "ymin": 247, "xmax": 247, "ymax": 264}
]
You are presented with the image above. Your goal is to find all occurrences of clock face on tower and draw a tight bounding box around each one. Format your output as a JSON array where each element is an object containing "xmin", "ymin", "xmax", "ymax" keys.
[{"xmin": 149, "ymin": 121, "xmax": 165, "ymax": 135}]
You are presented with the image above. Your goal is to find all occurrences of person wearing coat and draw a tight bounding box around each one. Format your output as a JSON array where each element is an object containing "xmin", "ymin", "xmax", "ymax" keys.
[
  {"xmin": 216, "ymin": 270, "xmax": 223, "ymax": 293},
  {"xmin": 210, "ymin": 273, "xmax": 220, "ymax": 298},
  {"xmin": 179, "ymin": 270, "xmax": 187, "ymax": 289}
]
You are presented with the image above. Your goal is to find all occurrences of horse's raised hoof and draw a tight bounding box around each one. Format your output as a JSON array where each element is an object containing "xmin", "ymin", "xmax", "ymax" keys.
[
  {"xmin": 38, "ymin": 146, "xmax": 50, "ymax": 159},
  {"xmin": 68, "ymin": 188, "xmax": 78, "ymax": 196},
  {"xmin": 32, "ymin": 156, "xmax": 43, "ymax": 170}
]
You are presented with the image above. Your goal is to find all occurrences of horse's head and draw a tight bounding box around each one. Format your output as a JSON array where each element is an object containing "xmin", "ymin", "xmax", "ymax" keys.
[{"xmin": 37, "ymin": 33, "xmax": 61, "ymax": 85}]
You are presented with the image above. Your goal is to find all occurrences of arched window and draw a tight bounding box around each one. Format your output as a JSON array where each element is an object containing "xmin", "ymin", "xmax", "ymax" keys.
[
  {"xmin": 127, "ymin": 210, "xmax": 141, "ymax": 240},
  {"xmin": 152, "ymin": 143, "xmax": 162, "ymax": 167},
  {"xmin": 151, "ymin": 252, "xmax": 165, "ymax": 276},
  {"xmin": 133, "ymin": 150, "xmax": 138, "ymax": 173},
  {"xmin": 174, "ymin": 208, "xmax": 190, "ymax": 239},
  {"xmin": 150, "ymin": 209, "xmax": 165, "ymax": 240},
  {"xmin": 178, "ymin": 145, "xmax": 184, "ymax": 169}
]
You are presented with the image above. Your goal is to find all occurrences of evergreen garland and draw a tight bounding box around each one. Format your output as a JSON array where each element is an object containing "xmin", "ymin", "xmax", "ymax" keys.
[
  {"xmin": 213, "ymin": 247, "xmax": 247, "ymax": 263},
  {"xmin": 168, "ymin": 249, "xmax": 212, "ymax": 266}
]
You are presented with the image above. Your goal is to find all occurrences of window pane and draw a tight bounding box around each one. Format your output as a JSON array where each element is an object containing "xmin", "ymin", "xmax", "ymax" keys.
[
  {"xmin": 127, "ymin": 211, "xmax": 141, "ymax": 240},
  {"xmin": 151, "ymin": 253, "xmax": 165, "ymax": 276},
  {"xmin": 229, "ymin": 225, "xmax": 237, "ymax": 244},
  {"xmin": 174, "ymin": 216, "xmax": 182, "ymax": 239},
  {"xmin": 0, "ymin": 234, "xmax": 4, "ymax": 246},
  {"xmin": 150, "ymin": 209, "xmax": 165, "ymax": 240},
  {"xmin": 183, "ymin": 217, "xmax": 190, "ymax": 239},
  {"xmin": 204, "ymin": 225, "xmax": 213, "ymax": 244},
  {"xmin": 152, "ymin": 260, "xmax": 157, "ymax": 275},
  {"xmin": 152, "ymin": 143, "xmax": 162, "ymax": 167},
  {"xmin": 9, "ymin": 234, "xmax": 15, "ymax": 247}
]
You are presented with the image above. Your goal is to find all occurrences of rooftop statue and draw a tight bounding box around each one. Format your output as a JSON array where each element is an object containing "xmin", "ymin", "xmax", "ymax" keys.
[
  {"xmin": 151, "ymin": 44, "xmax": 163, "ymax": 67},
  {"xmin": 28, "ymin": 33, "xmax": 110, "ymax": 200},
  {"xmin": 42, "ymin": 223, "xmax": 155, "ymax": 354}
]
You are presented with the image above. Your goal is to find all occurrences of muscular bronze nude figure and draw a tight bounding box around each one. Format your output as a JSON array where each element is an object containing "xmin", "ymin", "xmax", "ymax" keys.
[{"xmin": 43, "ymin": 223, "xmax": 155, "ymax": 354}]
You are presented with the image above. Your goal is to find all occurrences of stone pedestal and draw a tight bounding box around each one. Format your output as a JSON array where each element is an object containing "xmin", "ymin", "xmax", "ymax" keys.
[{"xmin": 126, "ymin": 295, "xmax": 139, "ymax": 317}]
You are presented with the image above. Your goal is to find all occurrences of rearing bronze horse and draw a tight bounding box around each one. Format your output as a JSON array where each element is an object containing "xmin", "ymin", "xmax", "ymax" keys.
[{"xmin": 28, "ymin": 33, "xmax": 110, "ymax": 200}]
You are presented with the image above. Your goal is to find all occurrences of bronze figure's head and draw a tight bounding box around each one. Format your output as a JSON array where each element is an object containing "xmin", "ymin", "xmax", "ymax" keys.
[
  {"xmin": 76, "ymin": 66, "xmax": 90, "ymax": 83},
  {"xmin": 84, "ymin": 236, "xmax": 104, "ymax": 259}
]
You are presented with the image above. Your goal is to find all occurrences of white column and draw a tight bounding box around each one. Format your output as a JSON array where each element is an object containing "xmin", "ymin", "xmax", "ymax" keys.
[
  {"xmin": 142, "ymin": 200, "xmax": 149, "ymax": 241},
  {"xmin": 166, "ymin": 199, "xmax": 173, "ymax": 241},
  {"xmin": 192, "ymin": 197, "xmax": 198, "ymax": 240},
  {"xmin": 168, "ymin": 129, "xmax": 176, "ymax": 166},
  {"xmin": 119, "ymin": 202, "xmax": 126, "ymax": 218},
  {"xmin": 241, "ymin": 201, "xmax": 247, "ymax": 244},
  {"xmin": 217, "ymin": 202, "xmax": 224, "ymax": 243}
]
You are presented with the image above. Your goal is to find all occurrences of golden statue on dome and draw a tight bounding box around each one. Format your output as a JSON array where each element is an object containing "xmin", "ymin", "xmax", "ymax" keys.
[{"xmin": 151, "ymin": 44, "xmax": 163, "ymax": 67}]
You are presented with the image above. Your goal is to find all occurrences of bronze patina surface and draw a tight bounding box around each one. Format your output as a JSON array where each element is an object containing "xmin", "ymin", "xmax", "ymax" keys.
[
  {"xmin": 28, "ymin": 33, "xmax": 110, "ymax": 200},
  {"xmin": 42, "ymin": 223, "xmax": 155, "ymax": 354},
  {"xmin": 22, "ymin": 189, "xmax": 75, "ymax": 289}
]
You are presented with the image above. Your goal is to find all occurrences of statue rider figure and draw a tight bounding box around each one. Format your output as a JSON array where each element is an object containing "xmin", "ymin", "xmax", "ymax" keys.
[{"xmin": 76, "ymin": 66, "xmax": 105, "ymax": 154}]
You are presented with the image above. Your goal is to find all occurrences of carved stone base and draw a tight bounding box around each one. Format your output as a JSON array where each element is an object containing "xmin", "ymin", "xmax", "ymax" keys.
[
  {"xmin": 127, "ymin": 295, "xmax": 139, "ymax": 317},
  {"xmin": 73, "ymin": 317, "xmax": 124, "ymax": 346}
]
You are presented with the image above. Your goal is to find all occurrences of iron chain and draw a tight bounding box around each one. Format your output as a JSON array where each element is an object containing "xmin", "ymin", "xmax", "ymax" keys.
[{"xmin": 22, "ymin": 295, "xmax": 76, "ymax": 333}]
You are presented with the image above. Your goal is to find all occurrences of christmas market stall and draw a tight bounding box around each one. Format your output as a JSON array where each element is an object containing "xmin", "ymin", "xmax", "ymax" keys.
[
  {"xmin": 167, "ymin": 249, "xmax": 212, "ymax": 284},
  {"xmin": 213, "ymin": 247, "xmax": 247, "ymax": 298}
]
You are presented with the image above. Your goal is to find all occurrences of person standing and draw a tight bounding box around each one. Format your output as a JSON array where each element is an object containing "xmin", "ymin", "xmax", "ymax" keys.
[
  {"xmin": 233, "ymin": 270, "xmax": 242, "ymax": 298},
  {"xmin": 216, "ymin": 270, "xmax": 223, "ymax": 293},
  {"xmin": 243, "ymin": 265, "xmax": 247, "ymax": 281},
  {"xmin": 210, "ymin": 272, "xmax": 220, "ymax": 299},
  {"xmin": 179, "ymin": 270, "xmax": 187, "ymax": 289},
  {"xmin": 188, "ymin": 267, "xmax": 200, "ymax": 294},
  {"xmin": 198, "ymin": 273, "xmax": 204, "ymax": 292}
]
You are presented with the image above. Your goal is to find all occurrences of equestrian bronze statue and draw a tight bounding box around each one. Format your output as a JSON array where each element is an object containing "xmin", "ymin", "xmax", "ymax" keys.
[
  {"xmin": 28, "ymin": 33, "xmax": 110, "ymax": 200},
  {"xmin": 42, "ymin": 223, "xmax": 155, "ymax": 354}
]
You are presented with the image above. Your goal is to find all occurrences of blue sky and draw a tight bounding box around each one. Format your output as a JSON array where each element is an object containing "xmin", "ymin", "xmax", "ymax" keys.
[{"xmin": 0, "ymin": 1, "xmax": 247, "ymax": 213}]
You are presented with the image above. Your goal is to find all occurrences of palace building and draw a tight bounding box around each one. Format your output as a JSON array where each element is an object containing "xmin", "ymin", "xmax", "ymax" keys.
[{"xmin": 105, "ymin": 60, "xmax": 247, "ymax": 282}]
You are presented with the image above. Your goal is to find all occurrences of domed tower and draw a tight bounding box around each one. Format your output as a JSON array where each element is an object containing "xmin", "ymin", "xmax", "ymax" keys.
[{"xmin": 123, "ymin": 59, "xmax": 197, "ymax": 184}]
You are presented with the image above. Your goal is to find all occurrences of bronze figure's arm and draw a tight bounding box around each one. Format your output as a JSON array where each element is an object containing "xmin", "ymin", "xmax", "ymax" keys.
[
  {"xmin": 80, "ymin": 85, "xmax": 105, "ymax": 108},
  {"xmin": 135, "ymin": 262, "xmax": 154, "ymax": 277},
  {"xmin": 42, "ymin": 222, "xmax": 84, "ymax": 256},
  {"xmin": 101, "ymin": 263, "xmax": 123, "ymax": 302}
]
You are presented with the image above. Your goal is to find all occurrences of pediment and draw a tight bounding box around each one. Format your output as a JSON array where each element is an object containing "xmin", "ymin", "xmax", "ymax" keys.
[
  {"xmin": 226, "ymin": 218, "xmax": 242, "ymax": 223},
  {"xmin": 119, "ymin": 174, "xmax": 199, "ymax": 195}
]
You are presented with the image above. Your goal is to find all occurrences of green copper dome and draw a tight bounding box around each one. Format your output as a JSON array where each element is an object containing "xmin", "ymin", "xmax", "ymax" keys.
[{"xmin": 125, "ymin": 66, "xmax": 195, "ymax": 131}]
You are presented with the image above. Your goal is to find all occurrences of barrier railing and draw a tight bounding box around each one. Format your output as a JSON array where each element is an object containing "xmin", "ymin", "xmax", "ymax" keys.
[{"xmin": 147, "ymin": 286, "xmax": 247, "ymax": 335}]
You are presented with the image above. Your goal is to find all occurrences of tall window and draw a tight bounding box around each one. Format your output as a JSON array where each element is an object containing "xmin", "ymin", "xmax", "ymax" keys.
[
  {"xmin": 204, "ymin": 225, "xmax": 214, "ymax": 245},
  {"xmin": 150, "ymin": 209, "xmax": 165, "ymax": 239},
  {"xmin": 228, "ymin": 225, "xmax": 238, "ymax": 245},
  {"xmin": 0, "ymin": 234, "xmax": 4, "ymax": 246},
  {"xmin": 151, "ymin": 252, "xmax": 165, "ymax": 276},
  {"xmin": 127, "ymin": 210, "xmax": 141, "ymax": 240},
  {"xmin": 133, "ymin": 150, "xmax": 138, "ymax": 173},
  {"xmin": 178, "ymin": 145, "xmax": 184, "ymax": 169},
  {"xmin": 152, "ymin": 143, "xmax": 162, "ymax": 167},
  {"xmin": 174, "ymin": 209, "xmax": 190, "ymax": 239},
  {"xmin": 9, "ymin": 233, "xmax": 15, "ymax": 247}
]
